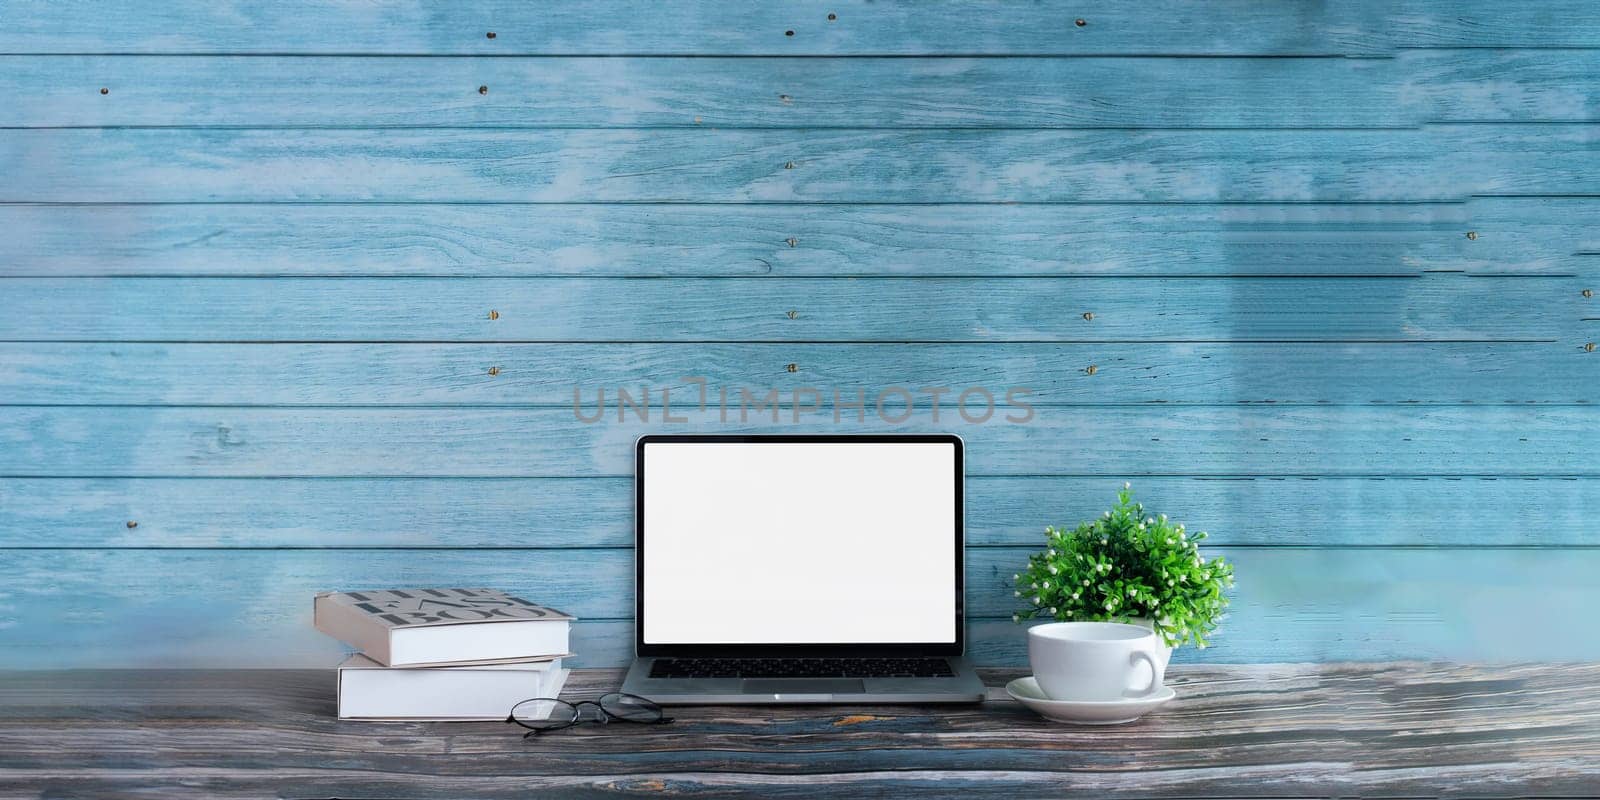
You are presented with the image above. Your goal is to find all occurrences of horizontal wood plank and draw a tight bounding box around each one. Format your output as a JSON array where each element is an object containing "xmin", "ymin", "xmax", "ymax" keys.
[
  {"xmin": 1, "ymin": 547, "xmax": 1596, "ymax": 667},
  {"xmin": 1, "ymin": 406, "xmax": 1595, "ymax": 477},
  {"xmin": 0, "ymin": 276, "xmax": 1584, "ymax": 342},
  {"xmin": 1, "ymin": 55, "xmax": 1408, "ymax": 129},
  {"xmin": 5, "ymin": 475, "xmax": 1596, "ymax": 548},
  {"xmin": 6, "ymin": 1, "xmax": 1600, "ymax": 55},
  {"xmin": 4, "ymin": 127, "xmax": 1600, "ymax": 203},
  {"xmin": 5, "ymin": 199, "xmax": 1593, "ymax": 278},
  {"xmin": 0, "ymin": 202, "xmax": 1496, "ymax": 278},
  {"xmin": 5, "ymin": 342, "xmax": 1595, "ymax": 405},
  {"xmin": 15, "ymin": 51, "xmax": 1600, "ymax": 130},
  {"xmin": 2, "ymin": 665, "xmax": 1597, "ymax": 799},
  {"xmin": 1403, "ymin": 49, "xmax": 1600, "ymax": 123}
]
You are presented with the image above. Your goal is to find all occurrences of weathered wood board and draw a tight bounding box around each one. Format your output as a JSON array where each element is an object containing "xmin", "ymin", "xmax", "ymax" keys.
[
  {"xmin": 7, "ymin": 200, "xmax": 1572, "ymax": 278},
  {"xmin": 5, "ymin": 475, "xmax": 1598, "ymax": 548},
  {"xmin": 6, "ymin": 127, "xmax": 1600, "ymax": 203},
  {"xmin": 5, "ymin": 343, "xmax": 1595, "ymax": 405},
  {"xmin": 2, "ymin": 55, "xmax": 1411, "ymax": 129},
  {"xmin": 0, "ymin": 276, "xmax": 1587, "ymax": 342},
  {"xmin": 6, "ymin": 0, "xmax": 1600, "ymax": 54},
  {"xmin": 2, "ymin": 406, "xmax": 1596, "ymax": 477},
  {"xmin": 0, "ymin": 664, "xmax": 1596, "ymax": 798}
]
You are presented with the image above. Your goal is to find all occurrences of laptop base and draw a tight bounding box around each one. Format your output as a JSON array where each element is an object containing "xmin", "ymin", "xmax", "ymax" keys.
[{"xmin": 621, "ymin": 656, "xmax": 987, "ymax": 705}]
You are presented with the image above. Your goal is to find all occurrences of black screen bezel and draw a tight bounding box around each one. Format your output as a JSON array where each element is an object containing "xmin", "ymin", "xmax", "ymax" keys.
[{"xmin": 634, "ymin": 433, "xmax": 965, "ymax": 658}]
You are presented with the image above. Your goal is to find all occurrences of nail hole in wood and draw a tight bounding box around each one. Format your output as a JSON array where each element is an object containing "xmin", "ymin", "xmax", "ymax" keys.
[
  {"xmin": 1588, "ymin": 342, "xmax": 1597, "ymax": 352},
  {"xmin": 100, "ymin": 87, "xmax": 109, "ymax": 95},
  {"xmin": 487, "ymin": 366, "xmax": 501, "ymax": 376},
  {"xmin": 1084, "ymin": 365, "xmax": 1098, "ymax": 375},
  {"xmin": 784, "ymin": 161, "xmax": 796, "ymax": 169},
  {"xmin": 1082, "ymin": 312, "xmax": 1094, "ymax": 321},
  {"xmin": 1074, "ymin": 18, "xmax": 1087, "ymax": 27},
  {"xmin": 828, "ymin": 13, "xmax": 838, "ymax": 21},
  {"xmin": 486, "ymin": 31, "xmax": 496, "ymax": 39},
  {"xmin": 126, "ymin": 520, "xmax": 138, "ymax": 529},
  {"xmin": 785, "ymin": 363, "xmax": 799, "ymax": 373},
  {"xmin": 487, "ymin": 309, "xmax": 500, "ymax": 320},
  {"xmin": 785, "ymin": 29, "xmax": 795, "ymax": 36},
  {"xmin": 779, "ymin": 94, "xmax": 792, "ymax": 104},
  {"xmin": 478, "ymin": 85, "xmax": 489, "ymax": 95},
  {"xmin": 786, "ymin": 310, "xmax": 798, "ymax": 319},
  {"xmin": 786, "ymin": 237, "xmax": 798, "ymax": 247},
  {"xmin": 1465, "ymin": 230, "xmax": 1478, "ymax": 240},
  {"xmin": 1583, "ymin": 289, "xmax": 1593, "ymax": 298}
]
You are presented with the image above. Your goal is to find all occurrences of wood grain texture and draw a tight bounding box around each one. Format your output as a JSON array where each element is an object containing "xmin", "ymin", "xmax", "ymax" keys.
[
  {"xmin": 6, "ymin": 342, "xmax": 1596, "ymax": 406},
  {"xmin": 1, "ymin": 276, "xmax": 1585, "ymax": 342},
  {"xmin": 3, "ymin": 665, "xmax": 1599, "ymax": 799},
  {"xmin": 8, "ymin": 198, "xmax": 1595, "ymax": 278},
  {"xmin": 1403, "ymin": 49, "xmax": 1600, "ymax": 123},
  {"xmin": 0, "ymin": 55, "xmax": 1409, "ymax": 129},
  {"xmin": 6, "ymin": 475, "xmax": 1598, "ymax": 549},
  {"xmin": 3, "ymin": 548, "xmax": 1598, "ymax": 667},
  {"xmin": 4, "ymin": 664, "xmax": 1598, "ymax": 799},
  {"xmin": 3, "ymin": 406, "xmax": 1596, "ymax": 478},
  {"xmin": 7, "ymin": 0, "xmax": 1600, "ymax": 54},
  {"xmin": 14, "ymin": 51, "xmax": 1600, "ymax": 130},
  {"xmin": 6, "ymin": 126, "xmax": 1600, "ymax": 203},
  {"xmin": 0, "ymin": 202, "xmax": 1496, "ymax": 278}
]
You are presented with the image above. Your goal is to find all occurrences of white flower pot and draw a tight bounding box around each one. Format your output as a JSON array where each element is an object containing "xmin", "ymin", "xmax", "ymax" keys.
[{"xmin": 1127, "ymin": 617, "xmax": 1174, "ymax": 671}]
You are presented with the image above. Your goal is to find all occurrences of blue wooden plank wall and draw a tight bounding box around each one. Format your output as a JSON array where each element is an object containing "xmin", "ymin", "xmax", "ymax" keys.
[{"xmin": 1, "ymin": 0, "xmax": 1597, "ymax": 668}]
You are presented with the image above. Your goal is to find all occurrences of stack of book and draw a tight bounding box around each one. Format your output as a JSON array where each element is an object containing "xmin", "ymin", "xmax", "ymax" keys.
[{"xmin": 313, "ymin": 588, "xmax": 573, "ymax": 721}]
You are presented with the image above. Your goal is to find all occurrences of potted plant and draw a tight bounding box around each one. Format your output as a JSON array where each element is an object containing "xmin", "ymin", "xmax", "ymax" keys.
[{"xmin": 1012, "ymin": 483, "xmax": 1234, "ymax": 656}]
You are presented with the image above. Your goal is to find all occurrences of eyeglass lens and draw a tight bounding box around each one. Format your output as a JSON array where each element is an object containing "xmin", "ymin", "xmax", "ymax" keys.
[
  {"xmin": 509, "ymin": 698, "xmax": 581, "ymax": 730},
  {"xmin": 508, "ymin": 693, "xmax": 665, "ymax": 732},
  {"xmin": 598, "ymin": 692, "xmax": 664, "ymax": 723}
]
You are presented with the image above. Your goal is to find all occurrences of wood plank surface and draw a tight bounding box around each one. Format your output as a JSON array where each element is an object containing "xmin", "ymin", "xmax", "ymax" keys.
[
  {"xmin": 0, "ymin": 202, "xmax": 1494, "ymax": 278},
  {"xmin": 0, "ymin": 55, "xmax": 1408, "ymax": 129},
  {"xmin": 13, "ymin": 51, "xmax": 1600, "ymax": 130},
  {"xmin": 4, "ymin": 664, "xmax": 1597, "ymax": 799},
  {"xmin": 3, "ymin": 406, "xmax": 1596, "ymax": 477},
  {"xmin": 3, "ymin": 548, "xmax": 1598, "ymax": 666},
  {"xmin": 6, "ymin": 342, "xmax": 1595, "ymax": 406},
  {"xmin": 0, "ymin": 276, "xmax": 1584, "ymax": 342},
  {"xmin": 2, "ymin": 665, "xmax": 1598, "ymax": 799},
  {"xmin": 1403, "ymin": 49, "xmax": 1600, "ymax": 123},
  {"xmin": 9, "ymin": 199, "xmax": 1595, "ymax": 278},
  {"xmin": 5, "ymin": 475, "xmax": 1598, "ymax": 549},
  {"xmin": 5, "ymin": 126, "xmax": 1600, "ymax": 203},
  {"xmin": 7, "ymin": 0, "xmax": 1600, "ymax": 55}
]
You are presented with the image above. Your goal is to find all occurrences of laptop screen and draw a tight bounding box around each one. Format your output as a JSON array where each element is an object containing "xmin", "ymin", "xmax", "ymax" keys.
[{"xmin": 639, "ymin": 439, "xmax": 960, "ymax": 647}]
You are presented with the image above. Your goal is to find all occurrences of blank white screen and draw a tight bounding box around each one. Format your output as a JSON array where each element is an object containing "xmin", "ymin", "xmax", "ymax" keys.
[{"xmin": 642, "ymin": 441, "xmax": 957, "ymax": 644}]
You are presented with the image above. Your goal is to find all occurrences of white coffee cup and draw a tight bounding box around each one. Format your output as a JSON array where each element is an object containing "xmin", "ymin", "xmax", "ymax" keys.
[{"xmin": 1027, "ymin": 621, "xmax": 1166, "ymax": 702}]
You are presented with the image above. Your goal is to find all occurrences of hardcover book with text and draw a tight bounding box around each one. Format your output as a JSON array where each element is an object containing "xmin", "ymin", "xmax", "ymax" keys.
[
  {"xmin": 314, "ymin": 588, "xmax": 573, "ymax": 667},
  {"xmin": 337, "ymin": 654, "xmax": 569, "ymax": 721}
]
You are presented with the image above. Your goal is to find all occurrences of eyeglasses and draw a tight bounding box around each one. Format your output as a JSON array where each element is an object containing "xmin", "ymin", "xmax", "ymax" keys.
[{"xmin": 506, "ymin": 693, "xmax": 674, "ymax": 737}]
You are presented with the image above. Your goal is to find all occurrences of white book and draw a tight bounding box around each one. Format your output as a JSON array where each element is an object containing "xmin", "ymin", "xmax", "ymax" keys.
[
  {"xmin": 337, "ymin": 653, "xmax": 570, "ymax": 721},
  {"xmin": 314, "ymin": 588, "xmax": 573, "ymax": 667}
]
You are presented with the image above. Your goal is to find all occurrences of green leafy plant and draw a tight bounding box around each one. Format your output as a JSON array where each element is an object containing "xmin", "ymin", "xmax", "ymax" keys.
[{"xmin": 1013, "ymin": 483, "xmax": 1234, "ymax": 649}]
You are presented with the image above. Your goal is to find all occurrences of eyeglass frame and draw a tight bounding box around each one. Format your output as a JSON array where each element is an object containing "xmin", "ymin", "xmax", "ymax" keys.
[{"xmin": 504, "ymin": 692, "xmax": 675, "ymax": 737}]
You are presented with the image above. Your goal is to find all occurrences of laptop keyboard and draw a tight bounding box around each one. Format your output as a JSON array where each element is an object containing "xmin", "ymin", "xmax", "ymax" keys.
[{"xmin": 649, "ymin": 657, "xmax": 955, "ymax": 679}]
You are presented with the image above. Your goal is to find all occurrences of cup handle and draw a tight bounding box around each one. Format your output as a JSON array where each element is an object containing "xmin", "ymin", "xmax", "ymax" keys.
[{"xmin": 1125, "ymin": 651, "xmax": 1162, "ymax": 699}]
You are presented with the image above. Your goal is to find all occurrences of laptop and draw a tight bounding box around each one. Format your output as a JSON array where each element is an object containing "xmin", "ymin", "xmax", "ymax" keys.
[{"xmin": 621, "ymin": 434, "xmax": 986, "ymax": 704}]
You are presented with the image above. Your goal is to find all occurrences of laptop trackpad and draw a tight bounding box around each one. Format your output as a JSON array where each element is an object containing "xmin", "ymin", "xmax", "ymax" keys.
[{"xmin": 742, "ymin": 678, "xmax": 865, "ymax": 694}]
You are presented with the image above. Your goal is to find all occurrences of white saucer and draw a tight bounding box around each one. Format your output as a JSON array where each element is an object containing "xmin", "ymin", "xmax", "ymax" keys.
[{"xmin": 1005, "ymin": 676, "xmax": 1176, "ymax": 725}]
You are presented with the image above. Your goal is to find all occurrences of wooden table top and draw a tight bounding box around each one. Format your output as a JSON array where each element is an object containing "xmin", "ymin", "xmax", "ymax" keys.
[{"xmin": 1, "ymin": 663, "xmax": 1597, "ymax": 799}]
